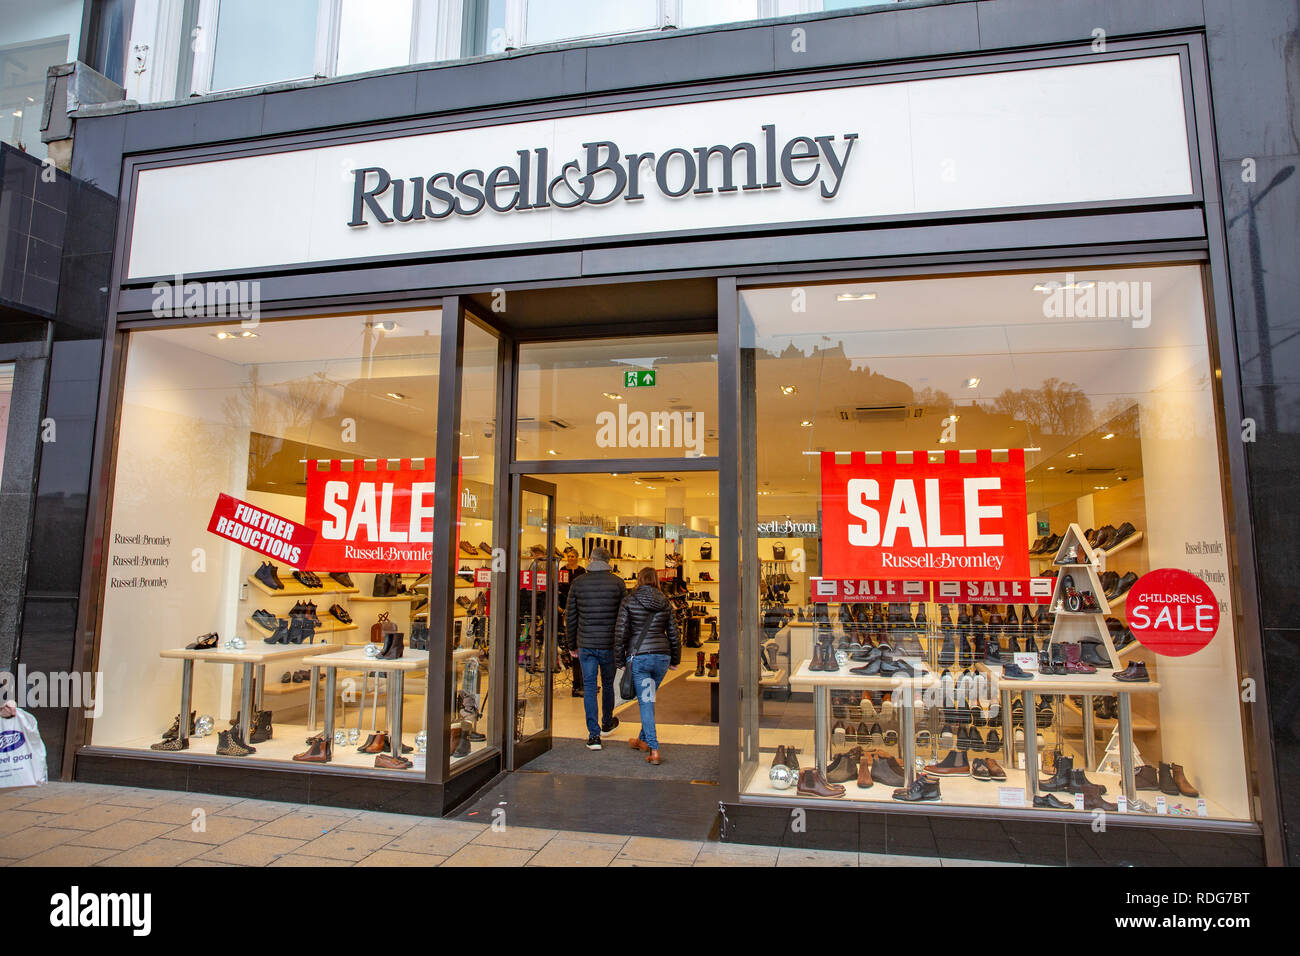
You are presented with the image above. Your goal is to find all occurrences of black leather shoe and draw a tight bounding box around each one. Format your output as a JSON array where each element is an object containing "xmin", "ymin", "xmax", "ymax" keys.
[
  {"xmin": 251, "ymin": 609, "xmax": 277, "ymax": 630},
  {"xmin": 938, "ymin": 633, "xmax": 956, "ymax": 665},
  {"xmin": 255, "ymin": 561, "xmax": 284, "ymax": 590},
  {"xmin": 984, "ymin": 727, "xmax": 1001, "ymax": 753},
  {"xmin": 1002, "ymin": 662, "xmax": 1033, "ymax": 680},
  {"xmin": 1070, "ymin": 768, "xmax": 1106, "ymax": 794},
  {"xmin": 892, "ymin": 775, "xmax": 941, "ymax": 802},
  {"xmin": 329, "ymin": 571, "xmax": 354, "ymax": 588},
  {"xmin": 1079, "ymin": 641, "xmax": 1112, "ymax": 668},
  {"xmin": 1113, "ymin": 661, "xmax": 1150, "ymax": 682},
  {"xmin": 1110, "ymin": 521, "xmax": 1138, "ymax": 546},
  {"xmin": 1034, "ymin": 793, "xmax": 1072, "ymax": 809},
  {"xmin": 1108, "ymin": 571, "xmax": 1139, "ymax": 600}
]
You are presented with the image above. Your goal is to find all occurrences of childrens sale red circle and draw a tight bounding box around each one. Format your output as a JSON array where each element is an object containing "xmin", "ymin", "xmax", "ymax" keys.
[{"xmin": 1126, "ymin": 569, "xmax": 1220, "ymax": 657}]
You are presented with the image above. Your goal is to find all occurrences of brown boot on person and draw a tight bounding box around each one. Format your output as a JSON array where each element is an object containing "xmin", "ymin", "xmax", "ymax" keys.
[
  {"xmin": 630, "ymin": 738, "xmax": 650, "ymax": 752},
  {"xmin": 646, "ymin": 749, "xmax": 661, "ymax": 765}
]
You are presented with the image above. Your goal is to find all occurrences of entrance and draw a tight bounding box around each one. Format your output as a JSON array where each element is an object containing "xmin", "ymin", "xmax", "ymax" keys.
[{"xmin": 505, "ymin": 469, "xmax": 721, "ymax": 781}]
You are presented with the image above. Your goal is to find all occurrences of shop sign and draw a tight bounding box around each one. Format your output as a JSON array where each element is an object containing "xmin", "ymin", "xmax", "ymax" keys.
[
  {"xmin": 931, "ymin": 577, "xmax": 1053, "ymax": 604},
  {"xmin": 757, "ymin": 518, "xmax": 819, "ymax": 537},
  {"xmin": 304, "ymin": 458, "xmax": 436, "ymax": 572},
  {"xmin": 810, "ymin": 578, "xmax": 929, "ymax": 603},
  {"xmin": 520, "ymin": 569, "xmax": 547, "ymax": 590},
  {"xmin": 1125, "ymin": 568, "xmax": 1220, "ymax": 656},
  {"xmin": 820, "ymin": 449, "xmax": 1029, "ymax": 581},
  {"xmin": 624, "ymin": 370, "xmax": 656, "ymax": 388},
  {"xmin": 474, "ymin": 567, "xmax": 491, "ymax": 587},
  {"xmin": 207, "ymin": 493, "xmax": 317, "ymax": 569}
]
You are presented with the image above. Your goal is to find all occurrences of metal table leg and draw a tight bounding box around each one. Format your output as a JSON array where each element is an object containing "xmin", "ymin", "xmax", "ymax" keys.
[
  {"xmin": 900, "ymin": 682, "xmax": 915, "ymax": 786},
  {"xmin": 1117, "ymin": 691, "xmax": 1136, "ymax": 804},
  {"xmin": 1083, "ymin": 693, "xmax": 1096, "ymax": 770},
  {"xmin": 179, "ymin": 660, "xmax": 194, "ymax": 745},
  {"xmin": 307, "ymin": 665, "xmax": 320, "ymax": 730},
  {"xmin": 813, "ymin": 685, "xmax": 827, "ymax": 775},
  {"xmin": 1024, "ymin": 690, "xmax": 1038, "ymax": 802},
  {"xmin": 239, "ymin": 662, "xmax": 254, "ymax": 734},
  {"xmin": 322, "ymin": 667, "xmax": 336, "ymax": 758},
  {"xmin": 1001, "ymin": 688, "xmax": 1013, "ymax": 766},
  {"xmin": 390, "ymin": 671, "xmax": 405, "ymax": 758},
  {"xmin": 255, "ymin": 664, "xmax": 265, "ymax": 711}
]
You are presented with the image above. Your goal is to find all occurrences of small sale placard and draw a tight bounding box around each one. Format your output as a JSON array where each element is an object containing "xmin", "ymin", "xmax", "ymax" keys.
[
  {"xmin": 820, "ymin": 449, "xmax": 1029, "ymax": 581},
  {"xmin": 207, "ymin": 493, "xmax": 317, "ymax": 569},
  {"xmin": 1125, "ymin": 568, "xmax": 1221, "ymax": 656}
]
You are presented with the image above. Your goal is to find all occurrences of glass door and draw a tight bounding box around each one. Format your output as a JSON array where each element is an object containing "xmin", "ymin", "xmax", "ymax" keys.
[{"xmin": 508, "ymin": 475, "xmax": 558, "ymax": 768}]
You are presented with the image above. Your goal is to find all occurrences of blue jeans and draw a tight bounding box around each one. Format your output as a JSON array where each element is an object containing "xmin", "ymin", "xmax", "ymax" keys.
[
  {"xmin": 630, "ymin": 653, "xmax": 671, "ymax": 750},
  {"xmin": 579, "ymin": 648, "xmax": 616, "ymax": 737}
]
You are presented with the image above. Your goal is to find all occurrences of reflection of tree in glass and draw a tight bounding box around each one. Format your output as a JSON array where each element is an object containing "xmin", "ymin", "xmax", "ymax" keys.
[
  {"xmin": 221, "ymin": 367, "xmax": 342, "ymax": 487},
  {"xmin": 992, "ymin": 378, "xmax": 1093, "ymax": 437}
]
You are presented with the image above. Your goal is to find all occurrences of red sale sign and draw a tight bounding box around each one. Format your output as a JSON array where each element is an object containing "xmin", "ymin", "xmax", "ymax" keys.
[
  {"xmin": 1126, "ymin": 568, "xmax": 1221, "ymax": 656},
  {"xmin": 304, "ymin": 459, "xmax": 435, "ymax": 572},
  {"xmin": 810, "ymin": 578, "xmax": 930, "ymax": 603},
  {"xmin": 207, "ymin": 493, "xmax": 317, "ymax": 569},
  {"xmin": 932, "ymin": 577, "xmax": 1054, "ymax": 604},
  {"xmin": 821, "ymin": 449, "xmax": 1029, "ymax": 582}
]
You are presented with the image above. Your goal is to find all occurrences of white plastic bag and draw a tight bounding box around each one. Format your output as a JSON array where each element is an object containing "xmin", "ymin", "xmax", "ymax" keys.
[{"xmin": 0, "ymin": 706, "xmax": 49, "ymax": 788}]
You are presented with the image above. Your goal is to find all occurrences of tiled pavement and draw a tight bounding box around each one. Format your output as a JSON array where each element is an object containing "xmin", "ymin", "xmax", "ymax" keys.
[{"xmin": 0, "ymin": 781, "xmax": 1023, "ymax": 866}]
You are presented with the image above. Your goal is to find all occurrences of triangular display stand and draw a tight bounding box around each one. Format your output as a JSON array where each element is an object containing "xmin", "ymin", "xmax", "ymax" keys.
[
  {"xmin": 1046, "ymin": 523, "xmax": 1121, "ymax": 669},
  {"xmin": 1095, "ymin": 724, "xmax": 1146, "ymax": 776}
]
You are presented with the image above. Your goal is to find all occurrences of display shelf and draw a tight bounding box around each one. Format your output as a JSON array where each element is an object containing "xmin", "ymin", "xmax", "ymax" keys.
[
  {"xmin": 1103, "ymin": 531, "xmax": 1144, "ymax": 558},
  {"xmin": 246, "ymin": 616, "xmax": 357, "ymax": 636},
  {"xmin": 351, "ymin": 594, "xmax": 425, "ymax": 602},
  {"xmin": 792, "ymin": 658, "xmax": 935, "ymax": 689},
  {"xmin": 160, "ymin": 641, "xmax": 340, "ymax": 663},
  {"xmin": 1062, "ymin": 695, "xmax": 1158, "ymax": 733},
  {"xmin": 246, "ymin": 575, "xmax": 358, "ymax": 598},
  {"xmin": 1107, "ymin": 589, "xmax": 1131, "ymax": 608},
  {"xmin": 994, "ymin": 671, "xmax": 1160, "ymax": 694},
  {"xmin": 688, "ymin": 668, "xmax": 784, "ymax": 686}
]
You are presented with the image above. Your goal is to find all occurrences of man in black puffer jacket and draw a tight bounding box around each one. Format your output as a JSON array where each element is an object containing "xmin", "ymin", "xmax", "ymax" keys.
[
  {"xmin": 564, "ymin": 547, "xmax": 628, "ymax": 749},
  {"xmin": 615, "ymin": 567, "xmax": 682, "ymax": 765}
]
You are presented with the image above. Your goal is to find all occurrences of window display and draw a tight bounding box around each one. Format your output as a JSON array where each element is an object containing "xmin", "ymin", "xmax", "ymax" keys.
[
  {"xmin": 92, "ymin": 309, "xmax": 443, "ymax": 772},
  {"xmin": 738, "ymin": 265, "xmax": 1250, "ymax": 820}
]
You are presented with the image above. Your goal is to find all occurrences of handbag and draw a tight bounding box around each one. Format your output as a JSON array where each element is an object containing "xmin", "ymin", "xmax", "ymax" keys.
[
  {"xmin": 373, "ymin": 573, "xmax": 404, "ymax": 597},
  {"xmin": 618, "ymin": 608, "xmax": 657, "ymax": 701},
  {"xmin": 772, "ymin": 543, "xmax": 786, "ymax": 560},
  {"xmin": 370, "ymin": 611, "xmax": 398, "ymax": 644},
  {"xmin": 699, "ymin": 542, "xmax": 712, "ymax": 560}
]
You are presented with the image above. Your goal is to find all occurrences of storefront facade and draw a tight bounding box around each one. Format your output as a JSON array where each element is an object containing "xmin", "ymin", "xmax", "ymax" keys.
[{"xmin": 32, "ymin": 2, "xmax": 1297, "ymax": 864}]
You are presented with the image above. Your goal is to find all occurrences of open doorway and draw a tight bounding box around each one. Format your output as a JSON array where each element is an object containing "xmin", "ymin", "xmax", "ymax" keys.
[{"xmin": 511, "ymin": 470, "xmax": 721, "ymax": 783}]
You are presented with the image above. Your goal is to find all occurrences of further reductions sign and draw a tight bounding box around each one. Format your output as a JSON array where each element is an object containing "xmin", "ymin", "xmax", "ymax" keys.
[
  {"xmin": 1125, "ymin": 568, "xmax": 1221, "ymax": 657},
  {"xmin": 304, "ymin": 459, "xmax": 435, "ymax": 572},
  {"xmin": 208, "ymin": 493, "xmax": 317, "ymax": 569},
  {"xmin": 820, "ymin": 449, "xmax": 1029, "ymax": 582}
]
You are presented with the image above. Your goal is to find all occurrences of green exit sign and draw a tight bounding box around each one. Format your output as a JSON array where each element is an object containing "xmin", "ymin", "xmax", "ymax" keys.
[{"xmin": 624, "ymin": 369, "xmax": 656, "ymax": 388}]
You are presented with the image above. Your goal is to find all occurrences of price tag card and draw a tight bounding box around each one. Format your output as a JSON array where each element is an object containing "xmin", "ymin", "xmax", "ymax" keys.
[
  {"xmin": 1197, "ymin": 798, "xmax": 1208, "ymax": 817},
  {"xmin": 997, "ymin": 787, "xmax": 1026, "ymax": 808},
  {"xmin": 1013, "ymin": 652, "xmax": 1038, "ymax": 671},
  {"xmin": 1073, "ymin": 792, "xmax": 1085, "ymax": 810},
  {"xmin": 1156, "ymin": 795, "xmax": 1168, "ymax": 814},
  {"xmin": 1117, "ymin": 794, "xmax": 1128, "ymax": 813}
]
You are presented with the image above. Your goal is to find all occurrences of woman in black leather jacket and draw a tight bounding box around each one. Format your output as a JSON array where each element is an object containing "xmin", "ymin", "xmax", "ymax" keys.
[{"xmin": 615, "ymin": 567, "xmax": 681, "ymax": 765}]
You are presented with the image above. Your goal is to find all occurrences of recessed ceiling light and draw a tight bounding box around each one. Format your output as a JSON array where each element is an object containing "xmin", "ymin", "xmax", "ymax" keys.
[
  {"xmin": 602, "ymin": 392, "xmax": 623, "ymax": 400},
  {"xmin": 800, "ymin": 420, "xmax": 813, "ymax": 427},
  {"xmin": 836, "ymin": 292, "xmax": 877, "ymax": 301},
  {"xmin": 965, "ymin": 377, "xmax": 980, "ymax": 389},
  {"xmin": 1024, "ymin": 446, "xmax": 1042, "ymax": 452},
  {"xmin": 386, "ymin": 392, "xmax": 407, "ymax": 400},
  {"xmin": 548, "ymin": 449, "xmax": 557, "ymax": 456},
  {"xmin": 213, "ymin": 331, "xmax": 233, "ymax": 340},
  {"xmin": 462, "ymin": 455, "xmax": 480, "ymax": 460},
  {"xmin": 368, "ymin": 320, "xmax": 399, "ymax": 332},
  {"xmin": 1047, "ymin": 466, "xmax": 1055, "ymax": 471},
  {"xmin": 780, "ymin": 385, "xmax": 797, "ymax": 395},
  {"xmin": 239, "ymin": 330, "xmax": 257, "ymax": 338},
  {"xmin": 1094, "ymin": 485, "xmax": 1109, "ymax": 490},
  {"xmin": 1032, "ymin": 280, "xmax": 1095, "ymax": 292},
  {"xmin": 1066, "ymin": 452, "xmax": 1078, "ymax": 458},
  {"xmin": 1102, "ymin": 432, "xmax": 1115, "ymax": 440}
]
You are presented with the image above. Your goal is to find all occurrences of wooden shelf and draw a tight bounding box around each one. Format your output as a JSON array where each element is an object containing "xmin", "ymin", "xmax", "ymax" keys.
[
  {"xmin": 1103, "ymin": 531, "xmax": 1144, "ymax": 558},
  {"xmin": 246, "ymin": 575, "xmax": 357, "ymax": 598},
  {"xmin": 351, "ymin": 594, "xmax": 424, "ymax": 603}
]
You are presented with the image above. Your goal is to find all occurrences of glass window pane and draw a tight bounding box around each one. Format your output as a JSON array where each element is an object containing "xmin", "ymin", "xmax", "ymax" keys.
[
  {"xmin": 94, "ymin": 308, "xmax": 441, "ymax": 774},
  {"xmin": 210, "ymin": 0, "xmax": 319, "ymax": 91},
  {"xmin": 740, "ymin": 265, "xmax": 1251, "ymax": 821},
  {"xmin": 0, "ymin": 362, "xmax": 12, "ymax": 487},
  {"xmin": 337, "ymin": 0, "xmax": 413, "ymax": 76},
  {"xmin": 680, "ymin": 0, "xmax": 759, "ymax": 29},
  {"xmin": 525, "ymin": 0, "xmax": 657, "ymax": 46},
  {"xmin": 0, "ymin": 0, "xmax": 84, "ymax": 160},
  {"xmin": 461, "ymin": 0, "xmax": 510, "ymax": 56},
  {"xmin": 515, "ymin": 334, "xmax": 718, "ymax": 461}
]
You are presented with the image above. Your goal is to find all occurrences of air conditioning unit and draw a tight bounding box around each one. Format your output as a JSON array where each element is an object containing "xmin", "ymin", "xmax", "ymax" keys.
[{"xmin": 836, "ymin": 404, "xmax": 922, "ymax": 423}]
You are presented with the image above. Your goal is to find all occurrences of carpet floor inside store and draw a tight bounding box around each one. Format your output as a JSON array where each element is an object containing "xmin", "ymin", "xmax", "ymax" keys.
[{"xmin": 520, "ymin": 737, "xmax": 719, "ymax": 782}]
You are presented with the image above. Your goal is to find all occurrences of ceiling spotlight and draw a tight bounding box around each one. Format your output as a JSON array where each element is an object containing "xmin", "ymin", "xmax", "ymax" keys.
[
  {"xmin": 800, "ymin": 420, "xmax": 813, "ymax": 427},
  {"xmin": 1066, "ymin": 452, "xmax": 1078, "ymax": 458},
  {"xmin": 547, "ymin": 449, "xmax": 557, "ymax": 456},
  {"xmin": 836, "ymin": 292, "xmax": 877, "ymax": 302},
  {"xmin": 965, "ymin": 377, "xmax": 980, "ymax": 389},
  {"xmin": 602, "ymin": 392, "xmax": 623, "ymax": 400},
  {"xmin": 1094, "ymin": 485, "xmax": 1109, "ymax": 490},
  {"xmin": 368, "ymin": 320, "xmax": 399, "ymax": 332},
  {"xmin": 213, "ymin": 331, "xmax": 233, "ymax": 340},
  {"xmin": 386, "ymin": 392, "xmax": 407, "ymax": 400},
  {"xmin": 1047, "ymin": 466, "xmax": 1055, "ymax": 471},
  {"xmin": 239, "ymin": 330, "xmax": 257, "ymax": 338},
  {"xmin": 1024, "ymin": 446, "xmax": 1042, "ymax": 452},
  {"xmin": 780, "ymin": 385, "xmax": 797, "ymax": 395},
  {"xmin": 1102, "ymin": 432, "xmax": 1115, "ymax": 440}
]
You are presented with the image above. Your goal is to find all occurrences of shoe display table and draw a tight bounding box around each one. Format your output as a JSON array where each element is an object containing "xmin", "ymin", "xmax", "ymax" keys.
[
  {"xmin": 688, "ymin": 669, "xmax": 785, "ymax": 722},
  {"xmin": 996, "ymin": 672, "xmax": 1159, "ymax": 803},
  {"xmin": 159, "ymin": 641, "xmax": 339, "ymax": 749},
  {"xmin": 793, "ymin": 659, "xmax": 935, "ymax": 787},
  {"xmin": 301, "ymin": 648, "xmax": 429, "ymax": 763}
]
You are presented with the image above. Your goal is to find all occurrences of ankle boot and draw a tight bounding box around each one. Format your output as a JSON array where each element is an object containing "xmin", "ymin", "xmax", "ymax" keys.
[
  {"xmin": 984, "ymin": 633, "xmax": 1003, "ymax": 664},
  {"xmin": 1170, "ymin": 763, "xmax": 1199, "ymax": 797},
  {"xmin": 361, "ymin": 732, "xmax": 389, "ymax": 754},
  {"xmin": 695, "ymin": 651, "xmax": 705, "ymax": 677},
  {"xmin": 249, "ymin": 709, "xmax": 273, "ymax": 744},
  {"xmin": 707, "ymin": 654, "xmax": 719, "ymax": 678},
  {"xmin": 796, "ymin": 767, "xmax": 846, "ymax": 798},
  {"xmin": 1063, "ymin": 643, "xmax": 1095, "ymax": 674},
  {"xmin": 1070, "ymin": 768, "xmax": 1106, "ymax": 794},
  {"xmin": 293, "ymin": 734, "xmax": 331, "ymax": 762},
  {"xmin": 1081, "ymin": 782, "xmax": 1117, "ymax": 811},
  {"xmin": 1039, "ymin": 754, "xmax": 1073, "ymax": 792},
  {"xmin": 453, "ymin": 723, "xmax": 471, "ymax": 757},
  {"xmin": 379, "ymin": 631, "xmax": 406, "ymax": 659},
  {"xmin": 217, "ymin": 724, "xmax": 256, "ymax": 756}
]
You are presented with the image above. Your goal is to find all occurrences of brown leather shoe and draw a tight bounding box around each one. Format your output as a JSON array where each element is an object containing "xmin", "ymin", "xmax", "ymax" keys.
[
  {"xmin": 293, "ymin": 734, "xmax": 331, "ymax": 762},
  {"xmin": 984, "ymin": 757, "xmax": 1007, "ymax": 781},
  {"xmin": 1081, "ymin": 782, "xmax": 1117, "ymax": 811},
  {"xmin": 375, "ymin": 752, "xmax": 413, "ymax": 769},
  {"xmin": 357, "ymin": 732, "xmax": 381, "ymax": 753},
  {"xmin": 646, "ymin": 750, "xmax": 661, "ymax": 765},
  {"xmin": 630, "ymin": 738, "xmax": 650, "ymax": 752},
  {"xmin": 857, "ymin": 752, "xmax": 874, "ymax": 788},
  {"xmin": 796, "ymin": 768, "xmax": 846, "ymax": 798}
]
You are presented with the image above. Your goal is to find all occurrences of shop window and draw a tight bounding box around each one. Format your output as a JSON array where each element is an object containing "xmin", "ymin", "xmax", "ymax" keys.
[
  {"xmin": 738, "ymin": 265, "xmax": 1251, "ymax": 821},
  {"xmin": 337, "ymin": 0, "xmax": 414, "ymax": 76},
  {"xmin": 515, "ymin": 334, "xmax": 718, "ymax": 462},
  {"xmin": 523, "ymin": 0, "xmax": 658, "ymax": 46},
  {"xmin": 93, "ymin": 309, "xmax": 443, "ymax": 773},
  {"xmin": 208, "ymin": 0, "xmax": 320, "ymax": 91},
  {"xmin": 0, "ymin": 362, "xmax": 12, "ymax": 486},
  {"xmin": 679, "ymin": 0, "xmax": 759, "ymax": 29}
]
